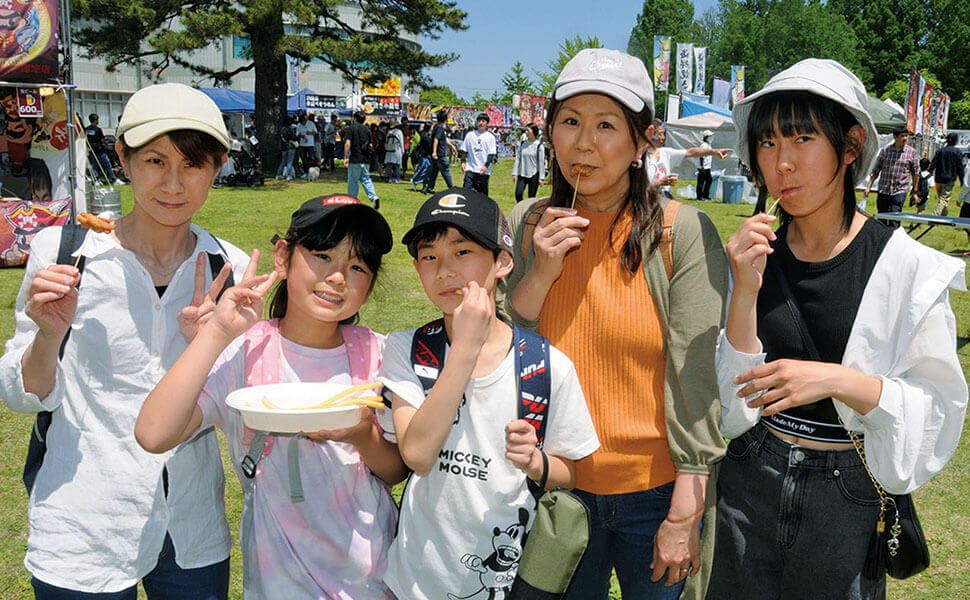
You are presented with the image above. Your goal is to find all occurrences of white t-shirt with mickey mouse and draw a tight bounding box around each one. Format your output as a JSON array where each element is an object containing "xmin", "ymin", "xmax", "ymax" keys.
[{"xmin": 378, "ymin": 329, "xmax": 599, "ymax": 600}]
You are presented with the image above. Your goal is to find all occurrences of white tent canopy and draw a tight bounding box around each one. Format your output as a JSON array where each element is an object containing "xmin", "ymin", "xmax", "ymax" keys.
[{"xmin": 663, "ymin": 111, "xmax": 742, "ymax": 178}]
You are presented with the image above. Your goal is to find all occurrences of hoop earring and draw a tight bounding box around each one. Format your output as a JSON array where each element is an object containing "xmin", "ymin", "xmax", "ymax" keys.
[{"xmin": 632, "ymin": 158, "xmax": 644, "ymax": 169}]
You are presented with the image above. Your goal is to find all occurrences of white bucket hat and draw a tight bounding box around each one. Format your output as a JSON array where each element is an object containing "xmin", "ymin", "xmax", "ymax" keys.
[
  {"xmin": 732, "ymin": 58, "xmax": 877, "ymax": 173},
  {"xmin": 117, "ymin": 83, "xmax": 231, "ymax": 150},
  {"xmin": 553, "ymin": 48, "xmax": 654, "ymax": 115}
]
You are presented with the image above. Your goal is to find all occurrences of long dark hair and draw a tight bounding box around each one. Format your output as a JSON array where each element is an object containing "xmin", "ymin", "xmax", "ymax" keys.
[
  {"xmin": 268, "ymin": 211, "xmax": 385, "ymax": 325},
  {"xmin": 745, "ymin": 91, "xmax": 863, "ymax": 232},
  {"xmin": 544, "ymin": 95, "xmax": 661, "ymax": 274}
]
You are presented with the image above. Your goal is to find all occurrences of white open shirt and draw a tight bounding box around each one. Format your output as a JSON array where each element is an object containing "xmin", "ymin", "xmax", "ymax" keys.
[{"xmin": 0, "ymin": 224, "xmax": 249, "ymax": 592}]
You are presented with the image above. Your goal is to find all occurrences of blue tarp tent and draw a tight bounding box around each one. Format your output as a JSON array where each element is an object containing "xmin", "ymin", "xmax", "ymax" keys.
[
  {"xmin": 680, "ymin": 97, "xmax": 732, "ymax": 119},
  {"xmin": 199, "ymin": 88, "xmax": 255, "ymax": 113},
  {"xmin": 287, "ymin": 88, "xmax": 318, "ymax": 114}
]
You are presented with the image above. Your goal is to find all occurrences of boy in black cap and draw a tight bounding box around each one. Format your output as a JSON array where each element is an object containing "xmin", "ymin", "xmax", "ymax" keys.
[{"xmin": 378, "ymin": 188, "xmax": 598, "ymax": 599}]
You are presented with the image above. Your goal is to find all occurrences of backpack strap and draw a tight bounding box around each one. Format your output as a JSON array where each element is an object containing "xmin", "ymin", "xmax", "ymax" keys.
[
  {"xmin": 55, "ymin": 224, "xmax": 88, "ymax": 359},
  {"xmin": 411, "ymin": 318, "xmax": 465, "ymax": 425},
  {"xmin": 513, "ymin": 324, "xmax": 551, "ymax": 499},
  {"xmin": 660, "ymin": 199, "xmax": 682, "ymax": 282},
  {"xmin": 520, "ymin": 198, "xmax": 552, "ymax": 260},
  {"xmin": 205, "ymin": 233, "xmax": 235, "ymax": 302}
]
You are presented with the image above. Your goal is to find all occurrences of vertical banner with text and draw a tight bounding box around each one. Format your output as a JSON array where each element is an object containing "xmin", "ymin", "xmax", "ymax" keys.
[
  {"xmin": 693, "ymin": 47, "xmax": 706, "ymax": 95},
  {"xmin": 676, "ymin": 43, "xmax": 693, "ymax": 95},
  {"xmin": 904, "ymin": 68, "xmax": 919, "ymax": 133},
  {"xmin": 653, "ymin": 36, "xmax": 671, "ymax": 91}
]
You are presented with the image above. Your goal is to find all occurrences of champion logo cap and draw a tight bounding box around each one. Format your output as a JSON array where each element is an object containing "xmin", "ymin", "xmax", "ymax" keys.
[
  {"xmin": 553, "ymin": 48, "xmax": 654, "ymax": 114},
  {"xmin": 402, "ymin": 187, "xmax": 513, "ymax": 256}
]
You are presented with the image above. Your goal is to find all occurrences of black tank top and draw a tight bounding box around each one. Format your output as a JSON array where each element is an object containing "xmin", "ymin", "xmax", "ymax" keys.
[{"xmin": 757, "ymin": 218, "xmax": 893, "ymax": 442}]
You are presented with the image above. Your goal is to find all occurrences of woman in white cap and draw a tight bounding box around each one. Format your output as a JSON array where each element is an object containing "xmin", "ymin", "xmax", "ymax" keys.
[
  {"xmin": 711, "ymin": 58, "xmax": 966, "ymax": 598},
  {"xmin": 501, "ymin": 48, "xmax": 729, "ymax": 599},
  {"xmin": 0, "ymin": 82, "xmax": 250, "ymax": 598}
]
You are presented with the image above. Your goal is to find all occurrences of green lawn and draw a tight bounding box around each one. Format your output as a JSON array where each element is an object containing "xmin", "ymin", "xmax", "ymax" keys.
[{"xmin": 0, "ymin": 159, "xmax": 966, "ymax": 598}]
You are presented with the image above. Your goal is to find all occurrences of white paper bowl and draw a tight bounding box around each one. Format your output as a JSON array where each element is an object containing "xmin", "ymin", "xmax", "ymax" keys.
[{"xmin": 225, "ymin": 382, "xmax": 372, "ymax": 433}]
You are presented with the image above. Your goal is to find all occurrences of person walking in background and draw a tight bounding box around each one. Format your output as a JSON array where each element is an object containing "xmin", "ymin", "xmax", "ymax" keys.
[
  {"xmin": 276, "ymin": 115, "xmax": 298, "ymax": 180},
  {"xmin": 384, "ymin": 120, "xmax": 404, "ymax": 184},
  {"xmin": 930, "ymin": 132, "xmax": 965, "ymax": 216},
  {"xmin": 914, "ymin": 157, "xmax": 932, "ymax": 215},
  {"xmin": 344, "ymin": 111, "xmax": 380, "ymax": 209},
  {"xmin": 500, "ymin": 48, "xmax": 729, "ymax": 599},
  {"xmin": 711, "ymin": 58, "xmax": 967, "ymax": 600},
  {"xmin": 295, "ymin": 113, "xmax": 318, "ymax": 178},
  {"xmin": 410, "ymin": 124, "xmax": 432, "ymax": 191},
  {"xmin": 323, "ymin": 114, "xmax": 338, "ymax": 171},
  {"xmin": 864, "ymin": 126, "xmax": 918, "ymax": 227},
  {"xmin": 400, "ymin": 116, "xmax": 411, "ymax": 176},
  {"xmin": 460, "ymin": 113, "xmax": 497, "ymax": 194},
  {"xmin": 696, "ymin": 130, "xmax": 715, "ymax": 201},
  {"xmin": 512, "ymin": 123, "xmax": 546, "ymax": 202},
  {"xmin": 421, "ymin": 110, "xmax": 457, "ymax": 194}
]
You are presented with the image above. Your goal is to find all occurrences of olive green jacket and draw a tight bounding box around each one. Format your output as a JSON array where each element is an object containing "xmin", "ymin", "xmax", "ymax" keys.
[{"xmin": 497, "ymin": 197, "xmax": 729, "ymax": 599}]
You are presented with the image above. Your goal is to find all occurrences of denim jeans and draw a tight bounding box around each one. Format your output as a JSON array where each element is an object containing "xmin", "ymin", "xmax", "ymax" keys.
[
  {"xmin": 385, "ymin": 162, "xmax": 401, "ymax": 182},
  {"xmin": 515, "ymin": 174, "xmax": 540, "ymax": 202},
  {"xmin": 275, "ymin": 147, "xmax": 295, "ymax": 179},
  {"xmin": 32, "ymin": 534, "xmax": 229, "ymax": 600},
  {"xmin": 876, "ymin": 192, "xmax": 906, "ymax": 228},
  {"xmin": 706, "ymin": 423, "xmax": 885, "ymax": 600},
  {"xmin": 411, "ymin": 157, "xmax": 431, "ymax": 186},
  {"xmin": 424, "ymin": 156, "xmax": 452, "ymax": 190},
  {"xmin": 563, "ymin": 483, "xmax": 685, "ymax": 600},
  {"xmin": 347, "ymin": 162, "xmax": 378, "ymax": 201}
]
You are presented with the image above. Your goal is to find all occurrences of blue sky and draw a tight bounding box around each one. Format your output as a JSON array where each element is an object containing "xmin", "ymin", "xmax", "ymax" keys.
[{"xmin": 420, "ymin": 0, "xmax": 718, "ymax": 100}]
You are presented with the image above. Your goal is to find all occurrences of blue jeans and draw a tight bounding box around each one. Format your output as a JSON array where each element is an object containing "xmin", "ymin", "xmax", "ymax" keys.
[
  {"xmin": 706, "ymin": 423, "xmax": 885, "ymax": 600},
  {"xmin": 563, "ymin": 483, "xmax": 685, "ymax": 600},
  {"xmin": 875, "ymin": 192, "xmax": 905, "ymax": 228},
  {"xmin": 411, "ymin": 157, "xmax": 431, "ymax": 186},
  {"xmin": 385, "ymin": 162, "xmax": 401, "ymax": 182},
  {"xmin": 347, "ymin": 162, "xmax": 378, "ymax": 201},
  {"xmin": 276, "ymin": 147, "xmax": 295, "ymax": 179},
  {"xmin": 32, "ymin": 534, "xmax": 229, "ymax": 600},
  {"xmin": 424, "ymin": 156, "xmax": 452, "ymax": 191}
]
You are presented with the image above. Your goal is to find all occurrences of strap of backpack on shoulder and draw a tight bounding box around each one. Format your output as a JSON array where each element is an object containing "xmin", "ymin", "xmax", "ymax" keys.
[{"xmin": 660, "ymin": 199, "xmax": 682, "ymax": 282}]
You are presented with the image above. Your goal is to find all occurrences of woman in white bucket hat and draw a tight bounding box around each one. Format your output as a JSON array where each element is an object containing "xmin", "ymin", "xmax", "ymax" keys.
[
  {"xmin": 710, "ymin": 58, "xmax": 966, "ymax": 598},
  {"xmin": 0, "ymin": 83, "xmax": 250, "ymax": 598}
]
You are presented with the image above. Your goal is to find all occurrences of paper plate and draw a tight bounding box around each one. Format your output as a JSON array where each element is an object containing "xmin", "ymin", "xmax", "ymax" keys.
[{"xmin": 225, "ymin": 382, "xmax": 376, "ymax": 433}]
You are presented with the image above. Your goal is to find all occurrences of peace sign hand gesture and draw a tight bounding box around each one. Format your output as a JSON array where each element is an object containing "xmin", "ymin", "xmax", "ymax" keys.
[
  {"xmin": 178, "ymin": 252, "xmax": 234, "ymax": 343},
  {"xmin": 202, "ymin": 249, "xmax": 279, "ymax": 345}
]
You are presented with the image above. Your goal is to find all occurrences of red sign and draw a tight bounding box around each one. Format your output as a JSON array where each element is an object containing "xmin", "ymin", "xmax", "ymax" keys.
[{"xmin": 17, "ymin": 86, "xmax": 41, "ymax": 117}]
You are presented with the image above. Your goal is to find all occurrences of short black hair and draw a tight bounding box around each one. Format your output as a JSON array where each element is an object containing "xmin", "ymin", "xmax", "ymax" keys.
[
  {"xmin": 120, "ymin": 129, "xmax": 226, "ymax": 169},
  {"xmin": 892, "ymin": 126, "xmax": 909, "ymax": 136},
  {"xmin": 745, "ymin": 90, "xmax": 862, "ymax": 232},
  {"xmin": 946, "ymin": 132, "xmax": 958, "ymax": 145},
  {"xmin": 354, "ymin": 111, "xmax": 365, "ymax": 123},
  {"xmin": 528, "ymin": 124, "xmax": 539, "ymax": 136},
  {"xmin": 405, "ymin": 222, "xmax": 500, "ymax": 260},
  {"xmin": 436, "ymin": 110, "xmax": 448, "ymax": 123},
  {"xmin": 88, "ymin": 113, "xmax": 98, "ymax": 123}
]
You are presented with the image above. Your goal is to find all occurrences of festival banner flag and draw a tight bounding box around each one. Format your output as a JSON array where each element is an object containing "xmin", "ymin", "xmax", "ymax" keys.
[
  {"xmin": 0, "ymin": 0, "xmax": 59, "ymax": 82},
  {"xmin": 920, "ymin": 83, "xmax": 933, "ymax": 136},
  {"xmin": 361, "ymin": 75, "xmax": 402, "ymax": 96},
  {"xmin": 712, "ymin": 77, "xmax": 730, "ymax": 109},
  {"xmin": 653, "ymin": 36, "xmax": 671, "ymax": 91},
  {"xmin": 914, "ymin": 76, "xmax": 926, "ymax": 135},
  {"xmin": 693, "ymin": 47, "xmax": 706, "ymax": 95},
  {"xmin": 938, "ymin": 93, "xmax": 950, "ymax": 132},
  {"xmin": 928, "ymin": 89, "xmax": 941, "ymax": 137},
  {"xmin": 904, "ymin": 69, "xmax": 919, "ymax": 134},
  {"xmin": 666, "ymin": 94, "xmax": 680, "ymax": 121},
  {"xmin": 519, "ymin": 93, "xmax": 547, "ymax": 129},
  {"xmin": 730, "ymin": 66, "xmax": 745, "ymax": 106},
  {"xmin": 676, "ymin": 43, "xmax": 693, "ymax": 95}
]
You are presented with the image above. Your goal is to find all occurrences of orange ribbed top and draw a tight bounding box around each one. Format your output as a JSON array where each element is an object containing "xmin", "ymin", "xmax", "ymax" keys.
[{"xmin": 539, "ymin": 206, "xmax": 674, "ymax": 494}]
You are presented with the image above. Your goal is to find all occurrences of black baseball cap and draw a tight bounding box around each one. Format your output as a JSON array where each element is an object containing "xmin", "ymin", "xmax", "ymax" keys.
[
  {"xmin": 402, "ymin": 187, "xmax": 513, "ymax": 256},
  {"xmin": 287, "ymin": 194, "xmax": 393, "ymax": 255}
]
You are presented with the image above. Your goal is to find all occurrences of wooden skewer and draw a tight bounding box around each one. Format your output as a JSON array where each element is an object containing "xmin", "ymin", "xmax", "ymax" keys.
[
  {"xmin": 570, "ymin": 172, "xmax": 582, "ymax": 209},
  {"xmin": 767, "ymin": 197, "xmax": 780, "ymax": 215}
]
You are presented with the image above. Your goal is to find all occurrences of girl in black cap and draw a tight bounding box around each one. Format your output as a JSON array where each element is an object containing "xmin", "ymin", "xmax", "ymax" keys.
[{"xmin": 137, "ymin": 195, "xmax": 406, "ymax": 599}]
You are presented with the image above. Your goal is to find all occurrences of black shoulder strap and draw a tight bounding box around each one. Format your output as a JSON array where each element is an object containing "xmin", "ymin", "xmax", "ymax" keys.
[
  {"xmin": 410, "ymin": 318, "xmax": 465, "ymax": 424},
  {"xmin": 206, "ymin": 232, "xmax": 235, "ymax": 302},
  {"xmin": 768, "ymin": 259, "xmax": 820, "ymax": 361},
  {"xmin": 55, "ymin": 224, "xmax": 87, "ymax": 359}
]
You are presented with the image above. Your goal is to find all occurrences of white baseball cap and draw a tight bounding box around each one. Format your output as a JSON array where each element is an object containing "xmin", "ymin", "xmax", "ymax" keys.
[
  {"xmin": 553, "ymin": 48, "xmax": 654, "ymax": 114},
  {"xmin": 117, "ymin": 83, "xmax": 231, "ymax": 150},
  {"xmin": 732, "ymin": 58, "xmax": 878, "ymax": 173}
]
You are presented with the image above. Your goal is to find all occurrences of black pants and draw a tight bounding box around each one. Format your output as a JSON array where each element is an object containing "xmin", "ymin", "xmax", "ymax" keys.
[
  {"xmin": 697, "ymin": 168, "xmax": 712, "ymax": 200},
  {"xmin": 463, "ymin": 171, "xmax": 490, "ymax": 195},
  {"xmin": 515, "ymin": 174, "xmax": 540, "ymax": 202},
  {"xmin": 323, "ymin": 142, "xmax": 335, "ymax": 170},
  {"xmin": 424, "ymin": 156, "xmax": 453, "ymax": 191},
  {"xmin": 876, "ymin": 192, "xmax": 905, "ymax": 228},
  {"xmin": 297, "ymin": 146, "xmax": 317, "ymax": 174}
]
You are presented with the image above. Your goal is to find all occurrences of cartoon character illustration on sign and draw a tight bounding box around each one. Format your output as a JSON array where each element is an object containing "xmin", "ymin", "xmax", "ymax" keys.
[{"xmin": 447, "ymin": 508, "xmax": 530, "ymax": 600}]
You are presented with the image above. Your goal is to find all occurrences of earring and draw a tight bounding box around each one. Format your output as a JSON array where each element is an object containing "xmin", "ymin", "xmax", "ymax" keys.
[{"xmin": 632, "ymin": 158, "xmax": 644, "ymax": 169}]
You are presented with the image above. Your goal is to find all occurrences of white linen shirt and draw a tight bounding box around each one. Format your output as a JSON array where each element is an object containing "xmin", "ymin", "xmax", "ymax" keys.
[
  {"xmin": 0, "ymin": 224, "xmax": 249, "ymax": 592},
  {"xmin": 716, "ymin": 228, "xmax": 968, "ymax": 494}
]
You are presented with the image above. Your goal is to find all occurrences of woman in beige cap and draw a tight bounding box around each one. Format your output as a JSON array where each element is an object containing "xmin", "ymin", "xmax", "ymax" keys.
[
  {"xmin": 712, "ymin": 58, "xmax": 966, "ymax": 598},
  {"xmin": 0, "ymin": 82, "xmax": 250, "ymax": 599},
  {"xmin": 501, "ymin": 47, "xmax": 728, "ymax": 599}
]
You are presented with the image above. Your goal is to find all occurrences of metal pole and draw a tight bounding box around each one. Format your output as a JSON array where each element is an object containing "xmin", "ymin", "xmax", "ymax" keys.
[{"xmin": 60, "ymin": 0, "xmax": 79, "ymax": 220}]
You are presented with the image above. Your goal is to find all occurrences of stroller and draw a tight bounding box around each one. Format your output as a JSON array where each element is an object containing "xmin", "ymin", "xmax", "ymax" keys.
[{"xmin": 225, "ymin": 137, "xmax": 264, "ymax": 187}]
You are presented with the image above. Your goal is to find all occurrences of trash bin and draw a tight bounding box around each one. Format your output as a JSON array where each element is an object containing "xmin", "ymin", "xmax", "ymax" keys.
[{"xmin": 721, "ymin": 175, "xmax": 746, "ymax": 204}]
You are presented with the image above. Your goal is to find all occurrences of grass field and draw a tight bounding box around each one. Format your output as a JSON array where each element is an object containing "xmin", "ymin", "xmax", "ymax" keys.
[{"xmin": 0, "ymin": 158, "xmax": 967, "ymax": 599}]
